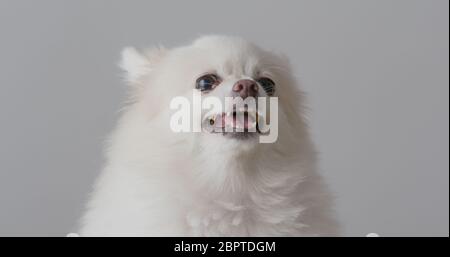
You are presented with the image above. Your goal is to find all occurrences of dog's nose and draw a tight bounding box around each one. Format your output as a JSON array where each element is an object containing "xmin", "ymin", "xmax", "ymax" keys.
[{"xmin": 232, "ymin": 79, "xmax": 258, "ymax": 99}]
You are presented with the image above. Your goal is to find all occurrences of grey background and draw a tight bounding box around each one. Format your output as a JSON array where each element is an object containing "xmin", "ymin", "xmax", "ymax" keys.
[{"xmin": 0, "ymin": 0, "xmax": 448, "ymax": 236}]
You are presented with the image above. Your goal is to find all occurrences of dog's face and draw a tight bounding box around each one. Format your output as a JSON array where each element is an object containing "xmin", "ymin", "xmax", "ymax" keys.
[{"xmin": 120, "ymin": 36, "xmax": 305, "ymax": 154}]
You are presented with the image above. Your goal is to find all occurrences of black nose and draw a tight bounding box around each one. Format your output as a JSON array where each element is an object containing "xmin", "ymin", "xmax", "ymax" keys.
[{"xmin": 232, "ymin": 79, "xmax": 258, "ymax": 99}]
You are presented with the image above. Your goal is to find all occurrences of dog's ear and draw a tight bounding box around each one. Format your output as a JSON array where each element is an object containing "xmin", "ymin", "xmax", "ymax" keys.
[{"xmin": 119, "ymin": 46, "xmax": 166, "ymax": 85}]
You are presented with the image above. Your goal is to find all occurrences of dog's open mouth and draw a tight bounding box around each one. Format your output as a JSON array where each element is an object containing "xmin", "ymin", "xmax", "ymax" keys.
[{"xmin": 202, "ymin": 108, "xmax": 264, "ymax": 138}]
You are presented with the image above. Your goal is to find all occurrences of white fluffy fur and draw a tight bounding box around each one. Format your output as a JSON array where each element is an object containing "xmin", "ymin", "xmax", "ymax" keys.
[{"xmin": 80, "ymin": 35, "xmax": 338, "ymax": 236}]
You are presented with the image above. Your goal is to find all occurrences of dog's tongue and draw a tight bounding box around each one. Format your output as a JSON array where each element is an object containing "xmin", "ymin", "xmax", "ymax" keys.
[{"xmin": 214, "ymin": 113, "xmax": 250, "ymax": 129}]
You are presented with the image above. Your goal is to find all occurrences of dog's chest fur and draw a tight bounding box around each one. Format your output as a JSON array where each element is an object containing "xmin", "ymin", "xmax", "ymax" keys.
[
  {"xmin": 173, "ymin": 158, "xmax": 310, "ymax": 236},
  {"xmin": 184, "ymin": 197, "xmax": 306, "ymax": 236}
]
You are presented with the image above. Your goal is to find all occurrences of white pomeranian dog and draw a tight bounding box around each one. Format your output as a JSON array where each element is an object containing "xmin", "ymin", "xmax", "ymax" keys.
[{"xmin": 80, "ymin": 35, "xmax": 338, "ymax": 236}]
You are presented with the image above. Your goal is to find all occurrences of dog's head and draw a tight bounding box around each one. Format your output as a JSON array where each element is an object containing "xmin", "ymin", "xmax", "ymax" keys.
[{"xmin": 120, "ymin": 35, "xmax": 308, "ymax": 155}]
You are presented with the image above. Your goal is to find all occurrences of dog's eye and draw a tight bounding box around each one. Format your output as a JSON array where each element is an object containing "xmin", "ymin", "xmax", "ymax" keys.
[
  {"xmin": 196, "ymin": 74, "xmax": 221, "ymax": 92},
  {"xmin": 257, "ymin": 77, "xmax": 275, "ymax": 96}
]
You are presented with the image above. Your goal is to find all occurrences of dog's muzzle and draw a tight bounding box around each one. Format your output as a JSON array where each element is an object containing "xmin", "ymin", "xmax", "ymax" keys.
[{"xmin": 202, "ymin": 108, "xmax": 265, "ymax": 134}]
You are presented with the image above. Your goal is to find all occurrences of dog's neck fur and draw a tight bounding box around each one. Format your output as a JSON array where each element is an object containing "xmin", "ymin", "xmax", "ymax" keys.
[{"xmin": 181, "ymin": 138, "xmax": 311, "ymax": 236}]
